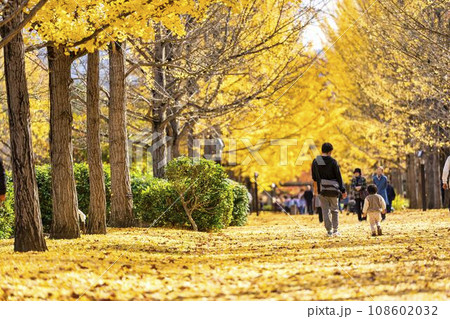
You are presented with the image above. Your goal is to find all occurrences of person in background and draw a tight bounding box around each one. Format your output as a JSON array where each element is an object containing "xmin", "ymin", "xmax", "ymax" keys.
[
  {"xmin": 259, "ymin": 198, "xmax": 265, "ymax": 211},
  {"xmin": 312, "ymin": 142, "xmax": 347, "ymax": 237},
  {"xmin": 0, "ymin": 157, "xmax": 6, "ymax": 203},
  {"xmin": 442, "ymin": 155, "xmax": 450, "ymax": 212},
  {"xmin": 351, "ymin": 168, "xmax": 367, "ymax": 221},
  {"xmin": 373, "ymin": 166, "xmax": 389, "ymax": 220},
  {"xmin": 338, "ymin": 193, "xmax": 344, "ymax": 213},
  {"xmin": 340, "ymin": 193, "xmax": 349, "ymax": 212},
  {"xmin": 283, "ymin": 195, "xmax": 292, "ymax": 212},
  {"xmin": 299, "ymin": 195, "xmax": 306, "ymax": 214},
  {"xmin": 386, "ymin": 181, "xmax": 396, "ymax": 213},
  {"xmin": 275, "ymin": 196, "xmax": 283, "ymax": 211},
  {"xmin": 362, "ymin": 184, "xmax": 386, "ymax": 236},
  {"xmin": 303, "ymin": 185, "xmax": 314, "ymax": 215},
  {"xmin": 290, "ymin": 196, "xmax": 299, "ymax": 215}
]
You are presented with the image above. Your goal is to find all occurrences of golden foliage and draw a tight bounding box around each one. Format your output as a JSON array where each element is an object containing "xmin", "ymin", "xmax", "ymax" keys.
[
  {"xmin": 27, "ymin": 0, "xmax": 243, "ymax": 51},
  {"xmin": 0, "ymin": 210, "xmax": 448, "ymax": 300}
]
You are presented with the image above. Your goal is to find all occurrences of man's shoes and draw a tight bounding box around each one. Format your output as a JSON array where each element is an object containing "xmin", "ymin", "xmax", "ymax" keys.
[
  {"xmin": 377, "ymin": 226, "xmax": 382, "ymax": 236},
  {"xmin": 371, "ymin": 231, "xmax": 377, "ymax": 237},
  {"xmin": 332, "ymin": 231, "xmax": 341, "ymax": 237},
  {"xmin": 327, "ymin": 231, "xmax": 333, "ymax": 237}
]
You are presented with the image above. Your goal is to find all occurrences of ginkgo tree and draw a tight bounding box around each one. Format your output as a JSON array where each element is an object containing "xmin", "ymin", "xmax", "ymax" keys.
[{"xmin": 1, "ymin": 0, "xmax": 49, "ymax": 252}]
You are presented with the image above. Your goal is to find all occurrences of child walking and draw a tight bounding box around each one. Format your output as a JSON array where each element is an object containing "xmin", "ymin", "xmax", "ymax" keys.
[{"xmin": 362, "ymin": 184, "xmax": 386, "ymax": 236}]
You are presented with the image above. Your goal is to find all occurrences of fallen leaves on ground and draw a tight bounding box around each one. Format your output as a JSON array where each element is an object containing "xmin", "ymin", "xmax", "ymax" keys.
[{"xmin": 0, "ymin": 210, "xmax": 449, "ymax": 300}]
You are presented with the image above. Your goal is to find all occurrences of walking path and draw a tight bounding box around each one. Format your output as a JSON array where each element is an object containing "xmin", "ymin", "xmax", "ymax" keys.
[{"xmin": 0, "ymin": 210, "xmax": 448, "ymax": 300}]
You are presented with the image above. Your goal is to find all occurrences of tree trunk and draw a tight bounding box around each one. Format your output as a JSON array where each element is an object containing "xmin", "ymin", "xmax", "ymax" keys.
[
  {"xmin": 417, "ymin": 157, "xmax": 425, "ymax": 210},
  {"xmin": 86, "ymin": 51, "xmax": 107, "ymax": 234},
  {"xmin": 1, "ymin": 2, "xmax": 47, "ymax": 252},
  {"xmin": 187, "ymin": 124, "xmax": 195, "ymax": 158},
  {"xmin": 150, "ymin": 25, "xmax": 173, "ymax": 178},
  {"xmin": 390, "ymin": 168, "xmax": 403, "ymax": 197},
  {"xmin": 180, "ymin": 199, "xmax": 198, "ymax": 231},
  {"xmin": 151, "ymin": 119, "xmax": 167, "ymax": 178},
  {"xmin": 426, "ymin": 148, "xmax": 442, "ymax": 209},
  {"xmin": 167, "ymin": 118, "xmax": 180, "ymax": 160},
  {"xmin": 406, "ymin": 153, "xmax": 418, "ymax": 208},
  {"xmin": 108, "ymin": 42, "xmax": 134, "ymax": 227},
  {"xmin": 47, "ymin": 45, "xmax": 80, "ymax": 239}
]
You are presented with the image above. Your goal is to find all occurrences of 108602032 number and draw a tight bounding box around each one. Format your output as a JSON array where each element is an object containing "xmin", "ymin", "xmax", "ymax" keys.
[{"xmin": 368, "ymin": 305, "xmax": 438, "ymax": 316}]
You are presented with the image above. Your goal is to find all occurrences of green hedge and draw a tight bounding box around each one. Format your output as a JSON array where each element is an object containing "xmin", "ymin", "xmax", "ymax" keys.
[
  {"xmin": 0, "ymin": 159, "xmax": 249, "ymax": 238},
  {"xmin": 0, "ymin": 174, "xmax": 14, "ymax": 239},
  {"xmin": 229, "ymin": 180, "xmax": 250, "ymax": 226},
  {"xmin": 134, "ymin": 160, "xmax": 250, "ymax": 230},
  {"xmin": 35, "ymin": 163, "xmax": 112, "ymax": 232},
  {"xmin": 74, "ymin": 163, "xmax": 112, "ymax": 216},
  {"xmin": 134, "ymin": 178, "xmax": 186, "ymax": 227},
  {"xmin": 166, "ymin": 157, "xmax": 234, "ymax": 232},
  {"xmin": 35, "ymin": 165, "xmax": 52, "ymax": 232}
]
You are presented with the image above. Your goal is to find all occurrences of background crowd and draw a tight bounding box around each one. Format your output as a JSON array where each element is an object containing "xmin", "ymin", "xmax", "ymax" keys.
[{"xmin": 266, "ymin": 165, "xmax": 399, "ymax": 223}]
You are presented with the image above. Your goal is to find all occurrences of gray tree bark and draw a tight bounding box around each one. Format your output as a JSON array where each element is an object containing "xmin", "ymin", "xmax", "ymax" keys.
[
  {"xmin": 108, "ymin": 42, "xmax": 134, "ymax": 227},
  {"xmin": 1, "ymin": 1, "xmax": 47, "ymax": 251},
  {"xmin": 187, "ymin": 124, "xmax": 195, "ymax": 158},
  {"xmin": 150, "ymin": 25, "xmax": 174, "ymax": 178},
  {"xmin": 86, "ymin": 51, "xmax": 107, "ymax": 234},
  {"xmin": 406, "ymin": 153, "xmax": 419, "ymax": 209},
  {"xmin": 151, "ymin": 118, "xmax": 167, "ymax": 178},
  {"xmin": 48, "ymin": 45, "xmax": 80, "ymax": 239},
  {"xmin": 167, "ymin": 119, "xmax": 180, "ymax": 161},
  {"xmin": 426, "ymin": 149, "xmax": 442, "ymax": 209},
  {"xmin": 389, "ymin": 168, "xmax": 403, "ymax": 198}
]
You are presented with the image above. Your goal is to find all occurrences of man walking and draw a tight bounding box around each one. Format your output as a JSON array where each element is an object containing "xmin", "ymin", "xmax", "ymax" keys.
[
  {"xmin": 312, "ymin": 143, "xmax": 347, "ymax": 236},
  {"xmin": 0, "ymin": 157, "xmax": 6, "ymax": 203}
]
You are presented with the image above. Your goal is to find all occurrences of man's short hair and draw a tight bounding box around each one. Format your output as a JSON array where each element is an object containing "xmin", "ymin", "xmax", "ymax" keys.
[
  {"xmin": 368, "ymin": 184, "xmax": 378, "ymax": 195},
  {"xmin": 322, "ymin": 142, "xmax": 333, "ymax": 153}
]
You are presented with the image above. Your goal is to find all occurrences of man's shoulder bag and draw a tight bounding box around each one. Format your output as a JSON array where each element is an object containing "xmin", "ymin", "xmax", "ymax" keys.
[{"xmin": 320, "ymin": 179, "xmax": 341, "ymax": 197}]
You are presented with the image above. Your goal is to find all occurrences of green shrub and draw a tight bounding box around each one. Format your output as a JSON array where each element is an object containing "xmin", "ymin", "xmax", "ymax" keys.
[
  {"xmin": 35, "ymin": 165, "xmax": 52, "ymax": 232},
  {"xmin": 229, "ymin": 180, "xmax": 250, "ymax": 226},
  {"xmin": 165, "ymin": 157, "xmax": 234, "ymax": 232},
  {"xmin": 0, "ymin": 173, "xmax": 14, "ymax": 239},
  {"xmin": 35, "ymin": 164, "xmax": 113, "ymax": 231},
  {"xmin": 35, "ymin": 164, "xmax": 156, "ymax": 230},
  {"xmin": 135, "ymin": 178, "xmax": 186, "ymax": 227},
  {"xmin": 130, "ymin": 170, "xmax": 154, "ymax": 215},
  {"xmin": 73, "ymin": 163, "xmax": 112, "ymax": 214},
  {"xmin": 2, "ymin": 160, "xmax": 245, "ymax": 235},
  {"xmin": 73, "ymin": 163, "xmax": 91, "ymax": 214}
]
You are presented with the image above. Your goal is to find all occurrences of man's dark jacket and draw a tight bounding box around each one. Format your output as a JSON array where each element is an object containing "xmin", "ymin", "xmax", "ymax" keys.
[
  {"xmin": 311, "ymin": 155, "xmax": 346, "ymax": 194},
  {"xmin": 0, "ymin": 158, "xmax": 6, "ymax": 196},
  {"xmin": 303, "ymin": 190, "xmax": 314, "ymax": 203}
]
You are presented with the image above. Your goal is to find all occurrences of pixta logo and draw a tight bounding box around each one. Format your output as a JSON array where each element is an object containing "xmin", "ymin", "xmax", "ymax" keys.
[{"xmin": 128, "ymin": 133, "xmax": 323, "ymax": 173}]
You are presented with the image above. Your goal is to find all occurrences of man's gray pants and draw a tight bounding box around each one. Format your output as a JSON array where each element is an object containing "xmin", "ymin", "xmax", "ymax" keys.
[{"xmin": 318, "ymin": 195, "xmax": 339, "ymax": 232}]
